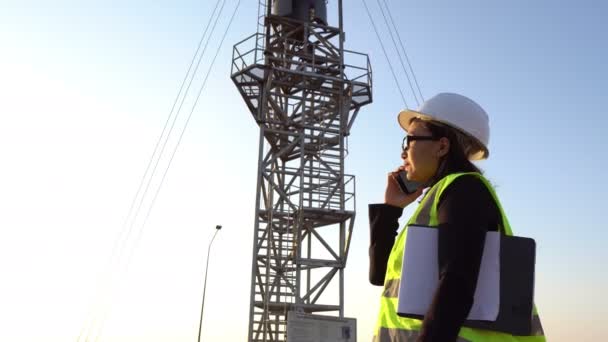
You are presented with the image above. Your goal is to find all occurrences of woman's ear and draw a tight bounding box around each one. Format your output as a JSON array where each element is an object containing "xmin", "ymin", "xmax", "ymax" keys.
[{"xmin": 437, "ymin": 137, "xmax": 450, "ymax": 158}]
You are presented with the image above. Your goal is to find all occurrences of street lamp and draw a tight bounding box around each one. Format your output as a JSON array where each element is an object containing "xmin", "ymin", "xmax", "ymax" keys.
[{"xmin": 197, "ymin": 224, "xmax": 222, "ymax": 342}]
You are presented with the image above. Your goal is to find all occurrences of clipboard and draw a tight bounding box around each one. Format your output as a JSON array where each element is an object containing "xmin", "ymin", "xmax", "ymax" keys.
[{"xmin": 396, "ymin": 225, "xmax": 535, "ymax": 335}]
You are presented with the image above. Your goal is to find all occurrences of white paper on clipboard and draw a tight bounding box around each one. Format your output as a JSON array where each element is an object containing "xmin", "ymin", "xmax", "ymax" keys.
[{"xmin": 397, "ymin": 225, "xmax": 501, "ymax": 321}]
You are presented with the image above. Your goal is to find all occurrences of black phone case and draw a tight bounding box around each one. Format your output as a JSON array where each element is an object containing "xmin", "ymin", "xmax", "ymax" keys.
[{"xmin": 396, "ymin": 171, "xmax": 420, "ymax": 194}]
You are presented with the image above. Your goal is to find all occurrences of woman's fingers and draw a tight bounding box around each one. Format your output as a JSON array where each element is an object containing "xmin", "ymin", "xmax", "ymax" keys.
[{"xmin": 388, "ymin": 172, "xmax": 402, "ymax": 189}]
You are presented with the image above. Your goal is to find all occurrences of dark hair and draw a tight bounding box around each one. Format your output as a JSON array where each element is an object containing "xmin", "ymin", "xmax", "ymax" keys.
[{"xmin": 410, "ymin": 118, "xmax": 482, "ymax": 184}]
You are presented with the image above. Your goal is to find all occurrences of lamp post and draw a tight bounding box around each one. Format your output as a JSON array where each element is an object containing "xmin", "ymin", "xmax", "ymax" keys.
[{"xmin": 197, "ymin": 224, "xmax": 222, "ymax": 342}]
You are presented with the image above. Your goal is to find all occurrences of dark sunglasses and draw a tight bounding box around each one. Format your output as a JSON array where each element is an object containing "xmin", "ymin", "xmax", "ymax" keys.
[{"xmin": 402, "ymin": 135, "xmax": 441, "ymax": 151}]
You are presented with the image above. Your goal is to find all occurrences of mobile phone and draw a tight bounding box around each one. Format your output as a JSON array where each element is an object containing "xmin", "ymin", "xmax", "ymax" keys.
[{"xmin": 395, "ymin": 170, "xmax": 421, "ymax": 194}]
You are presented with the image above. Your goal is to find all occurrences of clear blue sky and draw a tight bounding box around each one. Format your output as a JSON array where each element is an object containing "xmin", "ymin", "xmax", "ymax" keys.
[{"xmin": 1, "ymin": 0, "xmax": 606, "ymax": 341}]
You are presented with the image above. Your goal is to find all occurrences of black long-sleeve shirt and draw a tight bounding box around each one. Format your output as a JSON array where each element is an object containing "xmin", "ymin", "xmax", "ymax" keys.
[{"xmin": 369, "ymin": 174, "xmax": 501, "ymax": 342}]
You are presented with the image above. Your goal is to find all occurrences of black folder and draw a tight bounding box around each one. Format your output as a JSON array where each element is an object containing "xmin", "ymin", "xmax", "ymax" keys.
[
  {"xmin": 462, "ymin": 234, "xmax": 536, "ymax": 335},
  {"xmin": 397, "ymin": 231, "xmax": 536, "ymax": 336}
]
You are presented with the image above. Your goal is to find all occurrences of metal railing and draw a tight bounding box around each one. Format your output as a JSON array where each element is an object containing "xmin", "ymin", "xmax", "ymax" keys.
[
  {"xmin": 269, "ymin": 166, "xmax": 355, "ymax": 212},
  {"xmin": 232, "ymin": 33, "xmax": 372, "ymax": 90},
  {"xmin": 231, "ymin": 33, "xmax": 265, "ymax": 77}
]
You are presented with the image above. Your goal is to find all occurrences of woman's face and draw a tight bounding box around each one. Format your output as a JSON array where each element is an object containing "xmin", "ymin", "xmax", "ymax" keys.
[{"xmin": 402, "ymin": 120, "xmax": 449, "ymax": 183}]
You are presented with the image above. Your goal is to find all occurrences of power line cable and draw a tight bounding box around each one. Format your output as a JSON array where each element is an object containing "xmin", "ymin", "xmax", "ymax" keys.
[
  {"xmin": 381, "ymin": 0, "xmax": 424, "ymax": 102},
  {"xmin": 89, "ymin": 0, "xmax": 228, "ymax": 335},
  {"xmin": 133, "ymin": 0, "xmax": 243, "ymax": 245},
  {"xmin": 113, "ymin": 0, "xmax": 224, "ymax": 263},
  {"xmin": 374, "ymin": 0, "xmax": 420, "ymax": 106},
  {"xmin": 77, "ymin": 1, "xmax": 226, "ymax": 341},
  {"xmin": 88, "ymin": 1, "xmax": 242, "ymax": 340},
  {"xmin": 360, "ymin": 0, "xmax": 409, "ymax": 108},
  {"xmin": 119, "ymin": 0, "xmax": 227, "ymax": 266}
]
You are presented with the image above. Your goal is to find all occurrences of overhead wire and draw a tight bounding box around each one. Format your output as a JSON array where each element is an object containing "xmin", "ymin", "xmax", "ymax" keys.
[
  {"xmin": 124, "ymin": 0, "xmax": 243, "ymax": 278},
  {"xmin": 93, "ymin": 0, "xmax": 241, "ymax": 340},
  {"xmin": 374, "ymin": 0, "xmax": 420, "ymax": 106},
  {"xmin": 360, "ymin": 0, "xmax": 409, "ymax": 108},
  {"xmin": 77, "ymin": 1, "xmax": 229, "ymax": 341},
  {"xmin": 91, "ymin": 1, "xmax": 228, "ymax": 339},
  {"xmin": 119, "ymin": 0, "xmax": 227, "ymax": 268},
  {"xmin": 117, "ymin": 3, "xmax": 243, "ymax": 339},
  {"xmin": 112, "ymin": 0, "xmax": 224, "ymax": 266},
  {"xmin": 380, "ymin": 0, "xmax": 424, "ymax": 102}
]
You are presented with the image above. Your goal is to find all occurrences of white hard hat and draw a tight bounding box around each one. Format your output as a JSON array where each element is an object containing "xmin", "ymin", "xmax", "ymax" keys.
[{"xmin": 398, "ymin": 92, "xmax": 490, "ymax": 160}]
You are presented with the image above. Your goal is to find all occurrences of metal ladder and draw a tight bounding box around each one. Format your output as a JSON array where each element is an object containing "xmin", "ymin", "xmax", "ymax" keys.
[{"xmin": 256, "ymin": 0, "xmax": 268, "ymax": 53}]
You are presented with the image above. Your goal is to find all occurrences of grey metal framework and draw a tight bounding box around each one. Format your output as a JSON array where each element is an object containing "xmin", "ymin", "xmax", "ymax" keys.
[{"xmin": 231, "ymin": 2, "xmax": 372, "ymax": 341}]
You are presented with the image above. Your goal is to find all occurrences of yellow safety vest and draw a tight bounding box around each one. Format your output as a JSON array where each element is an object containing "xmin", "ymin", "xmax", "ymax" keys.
[{"xmin": 373, "ymin": 172, "xmax": 546, "ymax": 342}]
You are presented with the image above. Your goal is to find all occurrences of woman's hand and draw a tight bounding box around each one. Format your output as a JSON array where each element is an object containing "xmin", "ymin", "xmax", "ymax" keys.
[{"xmin": 384, "ymin": 166, "xmax": 424, "ymax": 208}]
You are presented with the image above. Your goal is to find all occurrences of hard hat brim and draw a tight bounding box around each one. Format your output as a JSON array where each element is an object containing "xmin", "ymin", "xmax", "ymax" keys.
[{"xmin": 397, "ymin": 109, "xmax": 489, "ymax": 160}]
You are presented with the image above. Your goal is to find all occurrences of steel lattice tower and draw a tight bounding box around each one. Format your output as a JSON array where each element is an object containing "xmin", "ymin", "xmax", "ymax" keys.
[{"xmin": 231, "ymin": 1, "xmax": 372, "ymax": 341}]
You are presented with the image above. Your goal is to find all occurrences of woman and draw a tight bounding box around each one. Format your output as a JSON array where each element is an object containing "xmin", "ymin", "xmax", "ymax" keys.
[{"xmin": 369, "ymin": 93, "xmax": 545, "ymax": 341}]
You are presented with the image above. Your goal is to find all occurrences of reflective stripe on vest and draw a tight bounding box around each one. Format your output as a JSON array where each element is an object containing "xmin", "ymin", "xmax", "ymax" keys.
[
  {"xmin": 374, "ymin": 172, "xmax": 546, "ymax": 341},
  {"xmin": 373, "ymin": 327, "xmax": 473, "ymax": 342}
]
